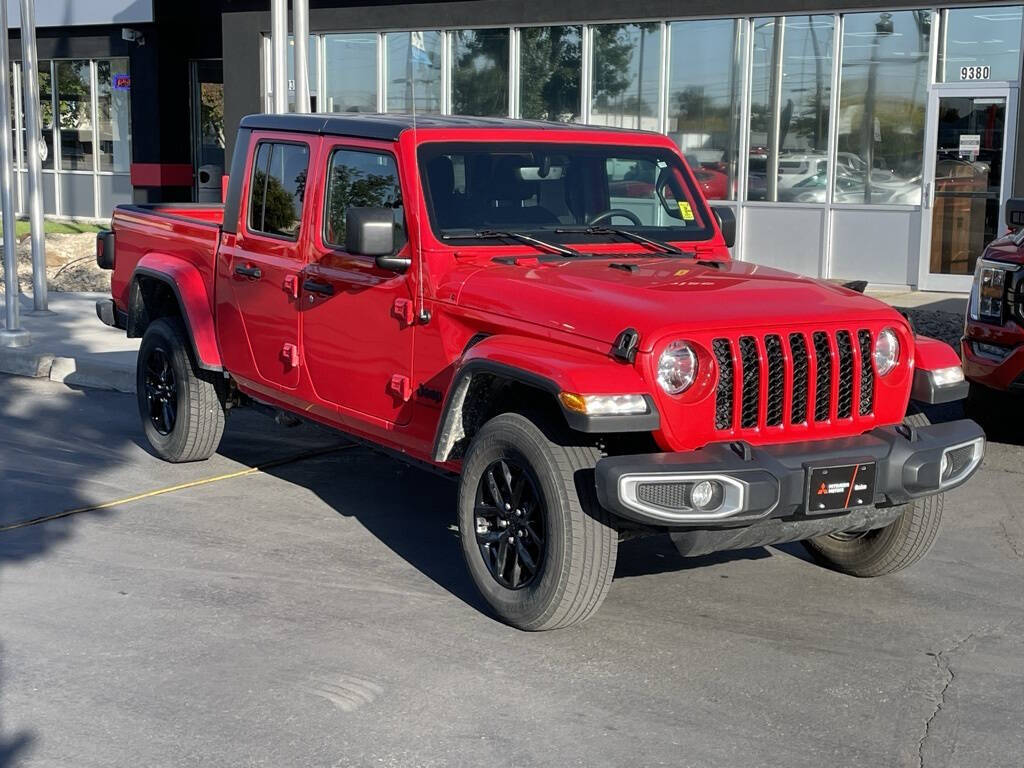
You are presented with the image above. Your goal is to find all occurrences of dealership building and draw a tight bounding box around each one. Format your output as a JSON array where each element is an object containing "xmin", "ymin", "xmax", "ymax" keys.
[{"xmin": 18, "ymin": 1, "xmax": 1024, "ymax": 292}]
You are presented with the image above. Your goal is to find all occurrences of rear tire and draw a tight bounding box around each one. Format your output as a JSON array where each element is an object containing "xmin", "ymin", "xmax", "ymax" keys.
[
  {"xmin": 137, "ymin": 317, "xmax": 225, "ymax": 463},
  {"xmin": 457, "ymin": 413, "xmax": 618, "ymax": 630},
  {"xmin": 802, "ymin": 408, "xmax": 942, "ymax": 577}
]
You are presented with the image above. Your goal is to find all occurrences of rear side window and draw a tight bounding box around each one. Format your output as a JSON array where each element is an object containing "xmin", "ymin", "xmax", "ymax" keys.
[
  {"xmin": 323, "ymin": 148, "xmax": 404, "ymax": 248},
  {"xmin": 248, "ymin": 141, "xmax": 309, "ymax": 239}
]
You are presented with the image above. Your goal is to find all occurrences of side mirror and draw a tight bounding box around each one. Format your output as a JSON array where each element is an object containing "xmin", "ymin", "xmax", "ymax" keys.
[
  {"xmin": 1005, "ymin": 198, "xmax": 1024, "ymax": 230},
  {"xmin": 712, "ymin": 206, "xmax": 736, "ymax": 249},
  {"xmin": 345, "ymin": 207, "xmax": 411, "ymax": 271}
]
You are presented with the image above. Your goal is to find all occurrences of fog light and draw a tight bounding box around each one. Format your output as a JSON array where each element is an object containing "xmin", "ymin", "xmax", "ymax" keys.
[{"xmin": 690, "ymin": 480, "xmax": 724, "ymax": 511}]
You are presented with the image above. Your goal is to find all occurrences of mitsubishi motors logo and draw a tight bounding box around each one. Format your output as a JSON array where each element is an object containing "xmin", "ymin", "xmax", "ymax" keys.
[{"xmin": 817, "ymin": 482, "xmax": 828, "ymax": 495}]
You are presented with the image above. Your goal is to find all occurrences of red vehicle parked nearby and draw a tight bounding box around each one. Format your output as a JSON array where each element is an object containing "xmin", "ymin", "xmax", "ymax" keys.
[
  {"xmin": 96, "ymin": 114, "xmax": 983, "ymax": 630},
  {"xmin": 963, "ymin": 199, "xmax": 1024, "ymax": 408}
]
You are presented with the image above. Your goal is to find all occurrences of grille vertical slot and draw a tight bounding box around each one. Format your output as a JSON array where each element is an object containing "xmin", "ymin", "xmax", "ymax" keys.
[
  {"xmin": 739, "ymin": 336, "xmax": 760, "ymax": 429},
  {"xmin": 836, "ymin": 331, "xmax": 854, "ymax": 419},
  {"xmin": 765, "ymin": 335, "xmax": 785, "ymax": 427},
  {"xmin": 713, "ymin": 339, "xmax": 734, "ymax": 430},
  {"xmin": 858, "ymin": 330, "xmax": 874, "ymax": 415},
  {"xmin": 812, "ymin": 331, "xmax": 832, "ymax": 422},
  {"xmin": 789, "ymin": 333, "xmax": 808, "ymax": 424}
]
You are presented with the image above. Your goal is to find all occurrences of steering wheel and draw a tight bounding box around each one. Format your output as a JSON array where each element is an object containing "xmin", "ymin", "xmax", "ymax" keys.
[{"xmin": 589, "ymin": 208, "xmax": 642, "ymax": 226}]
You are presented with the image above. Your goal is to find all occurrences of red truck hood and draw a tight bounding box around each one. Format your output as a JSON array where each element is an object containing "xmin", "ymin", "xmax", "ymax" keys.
[
  {"xmin": 455, "ymin": 258, "xmax": 905, "ymax": 350},
  {"xmin": 983, "ymin": 234, "xmax": 1024, "ymax": 266}
]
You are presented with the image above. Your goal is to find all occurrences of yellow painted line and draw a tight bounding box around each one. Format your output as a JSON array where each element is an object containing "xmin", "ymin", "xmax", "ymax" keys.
[{"xmin": 0, "ymin": 444, "xmax": 354, "ymax": 533}]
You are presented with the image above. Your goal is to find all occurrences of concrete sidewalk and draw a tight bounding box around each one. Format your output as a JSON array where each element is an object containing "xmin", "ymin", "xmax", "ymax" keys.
[
  {"xmin": 0, "ymin": 291, "xmax": 138, "ymax": 392},
  {"xmin": 0, "ymin": 287, "xmax": 969, "ymax": 395}
]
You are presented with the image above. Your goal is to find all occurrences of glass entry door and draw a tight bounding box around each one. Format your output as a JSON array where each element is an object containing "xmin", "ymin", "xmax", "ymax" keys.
[{"xmin": 920, "ymin": 86, "xmax": 1015, "ymax": 291}]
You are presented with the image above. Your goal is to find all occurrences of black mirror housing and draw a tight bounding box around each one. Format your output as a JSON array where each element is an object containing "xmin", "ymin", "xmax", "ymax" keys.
[{"xmin": 712, "ymin": 206, "xmax": 736, "ymax": 249}]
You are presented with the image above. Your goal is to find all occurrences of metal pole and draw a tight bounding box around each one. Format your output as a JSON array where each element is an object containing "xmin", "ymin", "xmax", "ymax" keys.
[
  {"xmin": 0, "ymin": 0, "xmax": 29, "ymax": 346},
  {"xmin": 20, "ymin": 0, "xmax": 49, "ymax": 314},
  {"xmin": 292, "ymin": 0, "xmax": 310, "ymax": 113},
  {"xmin": 271, "ymin": 0, "xmax": 288, "ymax": 114}
]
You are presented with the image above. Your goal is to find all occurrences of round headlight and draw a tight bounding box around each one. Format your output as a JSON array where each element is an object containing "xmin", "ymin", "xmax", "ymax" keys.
[
  {"xmin": 873, "ymin": 328, "xmax": 900, "ymax": 376},
  {"xmin": 657, "ymin": 341, "xmax": 698, "ymax": 395}
]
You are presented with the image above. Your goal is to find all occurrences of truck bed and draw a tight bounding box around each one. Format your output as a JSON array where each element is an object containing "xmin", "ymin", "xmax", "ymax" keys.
[{"xmin": 110, "ymin": 203, "xmax": 224, "ymax": 319}]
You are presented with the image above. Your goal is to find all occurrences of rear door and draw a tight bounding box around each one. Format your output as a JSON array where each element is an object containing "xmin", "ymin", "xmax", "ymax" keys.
[
  {"xmin": 217, "ymin": 134, "xmax": 310, "ymax": 390},
  {"xmin": 300, "ymin": 140, "xmax": 415, "ymax": 423}
]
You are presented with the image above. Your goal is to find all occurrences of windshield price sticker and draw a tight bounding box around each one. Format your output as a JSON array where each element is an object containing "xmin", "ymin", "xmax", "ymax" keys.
[
  {"xmin": 960, "ymin": 134, "xmax": 981, "ymax": 158},
  {"xmin": 960, "ymin": 65, "xmax": 991, "ymax": 80},
  {"xmin": 678, "ymin": 201, "xmax": 695, "ymax": 220}
]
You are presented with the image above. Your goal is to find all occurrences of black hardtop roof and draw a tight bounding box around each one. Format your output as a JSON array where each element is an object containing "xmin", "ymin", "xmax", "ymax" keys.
[{"xmin": 239, "ymin": 113, "xmax": 656, "ymax": 142}]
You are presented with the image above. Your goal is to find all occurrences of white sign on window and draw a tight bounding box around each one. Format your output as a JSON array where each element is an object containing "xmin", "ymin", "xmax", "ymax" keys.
[
  {"xmin": 959, "ymin": 134, "xmax": 981, "ymax": 158},
  {"xmin": 960, "ymin": 65, "xmax": 992, "ymax": 80}
]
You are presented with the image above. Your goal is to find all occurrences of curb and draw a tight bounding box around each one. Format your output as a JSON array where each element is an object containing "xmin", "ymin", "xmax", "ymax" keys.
[{"xmin": 0, "ymin": 348, "xmax": 135, "ymax": 393}]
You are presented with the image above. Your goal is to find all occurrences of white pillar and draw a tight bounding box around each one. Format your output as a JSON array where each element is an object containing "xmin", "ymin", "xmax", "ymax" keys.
[
  {"xmin": 20, "ymin": 0, "xmax": 49, "ymax": 314},
  {"xmin": 0, "ymin": 0, "xmax": 29, "ymax": 346},
  {"xmin": 292, "ymin": 0, "xmax": 310, "ymax": 113},
  {"xmin": 271, "ymin": 0, "xmax": 289, "ymax": 113}
]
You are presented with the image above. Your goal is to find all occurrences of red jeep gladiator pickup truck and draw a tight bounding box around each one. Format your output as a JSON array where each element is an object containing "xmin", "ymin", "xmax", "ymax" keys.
[
  {"xmin": 96, "ymin": 114, "xmax": 984, "ymax": 630},
  {"xmin": 963, "ymin": 198, "xmax": 1024, "ymax": 411}
]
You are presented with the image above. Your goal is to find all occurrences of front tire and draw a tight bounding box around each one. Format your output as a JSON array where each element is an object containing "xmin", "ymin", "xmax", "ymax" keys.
[
  {"xmin": 457, "ymin": 413, "xmax": 618, "ymax": 630},
  {"xmin": 802, "ymin": 409, "xmax": 942, "ymax": 577},
  {"xmin": 137, "ymin": 317, "xmax": 225, "ymax": 463}
]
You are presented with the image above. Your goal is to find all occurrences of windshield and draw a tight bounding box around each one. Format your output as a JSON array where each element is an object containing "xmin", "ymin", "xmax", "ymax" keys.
[{"xmin": 418, "ymin": 142, "xmax": 714, "ymax": 246}]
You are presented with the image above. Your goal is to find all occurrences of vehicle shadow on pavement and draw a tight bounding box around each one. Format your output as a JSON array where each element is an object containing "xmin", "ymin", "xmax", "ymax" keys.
[{"xmin": 615, "ymin": 532, "xmax": 772, "ymax": 579}]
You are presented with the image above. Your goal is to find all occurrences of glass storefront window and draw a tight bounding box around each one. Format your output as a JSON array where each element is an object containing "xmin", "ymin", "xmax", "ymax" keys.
[
  {"xmin": 939, "ymin": 6, "xmax": 1023, "ymax": 83},
  {"xmin": 749, "ymin": 15, "xmax": 835, "ymax": 202},
  {"xmin": 590, "ymin": 23, "xmax": 662, "ymax": 131},
  {"xmin": 385, "ymin": 31, "xmax": 443, "ymax": 114},
  {"xmin": 96, "ymin": 59, "xmax": 131, "ymax": 172},
  {"xmin": 57, "ymin": 60, "xmax": 93, "ymax": 171},
  {"xmin": 666, "ymin": 19, "xmax": 745, "ymax": 201},
  {"xmin": 519, "ymin": 26, "xmax": 581, "ymax": 121},
  {"xmin": 835, "ymin": 11, "xmax": 932, "ymax": 205},
  {"xmin": 452, "ymin": 28, "xmax": 510, "ymax": 117},
  {"xmin": 324, "ymin": 33, "xmax": 378, "ymax": 113}
]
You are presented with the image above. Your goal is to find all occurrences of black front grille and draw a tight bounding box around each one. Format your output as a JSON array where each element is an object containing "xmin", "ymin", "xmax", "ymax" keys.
[
  {"xmin": 857, "ymin": 330, "xmax": 873, "ymax": 416},
  {"xmin": 713, "ymin": 339, "xmax": 734, "ymax": 430},
  {"xmin": 789, "ymin": 333, "xmax": 809, "ymax": 424},
  {"xmin": 812, "ymin": 332, "xmax": 832, "ymax": 422},
  {"xmin": 713, "ymin": 328, "xmax": 877, "ymax": 432},
  {"xmin": 836, "ymin": 331, "xmax": 854, "ymax": 419},
  {"xmin": 739, "ymin": 337, "xmax": 760, "ymax": 429},
  {"xmin": 765, "ymin": 335, "xmax": 785, "ymax": 427}
]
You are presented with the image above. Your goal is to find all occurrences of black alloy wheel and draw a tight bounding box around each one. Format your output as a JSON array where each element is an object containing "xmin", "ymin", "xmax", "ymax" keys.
[
  {"xmin": 144, "ymin": 346, "xmax": 178, "ymax": 436},
  {"xmin": 474, "ymin": 458, "xmax": 546, "ymax": 590}
]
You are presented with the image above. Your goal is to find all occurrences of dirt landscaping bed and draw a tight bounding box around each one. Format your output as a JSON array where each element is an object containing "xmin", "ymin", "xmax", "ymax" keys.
[{"xmin": 0, "ymin": 232, "xmax": 108, "ymax": 294}]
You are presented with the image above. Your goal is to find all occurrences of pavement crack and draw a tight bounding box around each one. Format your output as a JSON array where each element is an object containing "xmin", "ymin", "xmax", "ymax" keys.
[
  {"xmin": 998, "ymin": 520, "xmax": 1024, "ymax": 559},
  {"xmin": 916, "ymin": 632, "xmax": 974, "ymax": 768}
]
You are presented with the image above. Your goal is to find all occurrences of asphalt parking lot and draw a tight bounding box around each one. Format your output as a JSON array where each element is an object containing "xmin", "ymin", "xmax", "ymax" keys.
[{"xmin": 1, "ymin": 374, "xmax": 1022, "ymax": 768}]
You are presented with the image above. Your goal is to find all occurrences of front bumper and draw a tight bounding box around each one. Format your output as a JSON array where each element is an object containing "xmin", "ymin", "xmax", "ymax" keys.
[
  {"xmin": 595, "ymin": 419, "xmax": 985, "ymax": 528},
  {"xmin": 962, "ymin": 327, "xmax": 1024, "ymax": 393}
]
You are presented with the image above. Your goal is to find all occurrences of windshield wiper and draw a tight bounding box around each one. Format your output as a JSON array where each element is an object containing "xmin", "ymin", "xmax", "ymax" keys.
[
  {"xmin": 555, "ymin": 225, "xmax": 684, "ymax": 255},
  {"xmin": 441, "ymin": 228, "xmax": 581, "ymax": 257}
]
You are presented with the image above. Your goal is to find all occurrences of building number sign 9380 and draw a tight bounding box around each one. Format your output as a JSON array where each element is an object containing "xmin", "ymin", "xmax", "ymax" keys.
[{"xmin": 960, "ymin": 65, "xmax": 991, "ymax": 80}]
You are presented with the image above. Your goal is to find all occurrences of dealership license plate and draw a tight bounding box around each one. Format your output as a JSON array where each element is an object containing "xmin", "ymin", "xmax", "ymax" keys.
[{"xmin": 807, "ymin": 462, "xmax": 877, "ymax": 512}]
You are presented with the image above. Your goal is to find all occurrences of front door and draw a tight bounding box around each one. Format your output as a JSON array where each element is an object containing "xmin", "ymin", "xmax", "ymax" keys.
[
  {"xmin": 301, "ymin": 141, "xmax": 415, "ymax": 424},
  {"xmin": 919, "ymin": 86, "xmax": 1016, "ymax": 291},
  {"xmin": 217, "ymin": 136, "xmax": 309, "ymax": 390}
]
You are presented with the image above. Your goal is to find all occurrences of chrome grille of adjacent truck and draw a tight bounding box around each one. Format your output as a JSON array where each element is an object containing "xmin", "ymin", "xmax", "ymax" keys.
[{"xmin": 712, "ymin": 329, "xmax": 876, "ymax": 432}]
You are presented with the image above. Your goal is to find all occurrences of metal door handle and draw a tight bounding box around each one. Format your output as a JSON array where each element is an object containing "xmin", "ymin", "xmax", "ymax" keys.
[
  {"xmin": 303, "ymin": 278, "xmax": 334, "ymax": 296},
  {"xmin": 235, "ymin": 264, "xmax": 262, "ymax": 279}
]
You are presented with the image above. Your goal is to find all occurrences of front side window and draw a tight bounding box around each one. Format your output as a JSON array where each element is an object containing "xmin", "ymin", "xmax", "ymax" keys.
[
  {"xmin": 247, "ymin": 141, "xmax": 309, "ymax": 239},
  {"xmin": 323, "ymin": 148, "xmax": 404, "ymax": 248},
  {"xmin": 419, "ymin": 142, "xmax": 711, "ymax": 244}
]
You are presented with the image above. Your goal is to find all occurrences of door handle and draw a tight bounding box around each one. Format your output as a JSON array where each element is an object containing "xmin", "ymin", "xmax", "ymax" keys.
[
  {"xmin": 235, "ymin": 264, "xmax": 262, "ymax": 279},
  {"xmin": 303, "ymin": 278, "xmax": 335, "ymax": 296}
]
